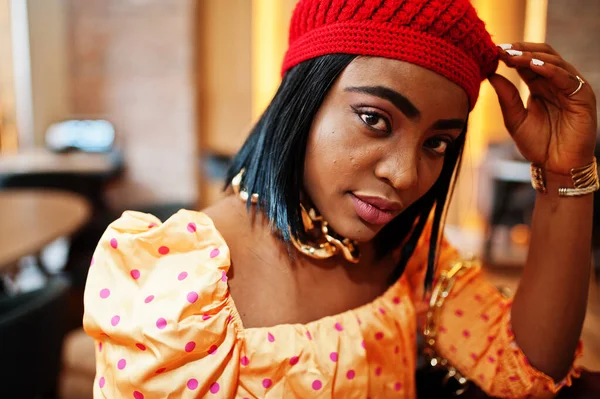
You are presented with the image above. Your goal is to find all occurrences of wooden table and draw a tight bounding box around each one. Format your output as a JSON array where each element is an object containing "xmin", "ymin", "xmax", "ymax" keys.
[
  {"xmin": 0, "ymin": 148, "xmax": 121, "ymax": 176},
  {"xmin": 0, "ymin": 189, "xmax": 92, "ymax": 272}
]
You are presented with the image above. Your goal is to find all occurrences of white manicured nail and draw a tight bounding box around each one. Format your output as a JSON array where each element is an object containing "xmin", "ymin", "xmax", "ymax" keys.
[
  {"xmin": 498, "ymin": 43, "xmax": 513, "ymax": 50},
  {"xmin": 532, "ymin": 58, "xmax": 544, "ymax": 66},
  {"xmin": 506, "ymin": 49, "xmax": 523, "ymax": 56}
]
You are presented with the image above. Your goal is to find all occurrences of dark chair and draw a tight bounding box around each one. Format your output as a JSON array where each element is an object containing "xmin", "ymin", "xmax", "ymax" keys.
[{"xmin": 0, "ymin": 276, "xmax": 71, "ymax": 399}]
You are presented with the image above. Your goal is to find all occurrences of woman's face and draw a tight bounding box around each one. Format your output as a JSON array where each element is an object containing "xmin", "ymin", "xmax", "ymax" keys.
[{"xmin": 303, "ymin": 57, "xmax": 469, "ymax": 242}]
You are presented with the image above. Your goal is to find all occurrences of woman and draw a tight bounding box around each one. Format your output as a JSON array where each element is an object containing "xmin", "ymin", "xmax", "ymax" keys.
[{"xmin": 83, "ymin": 0, "xmax": 597, "ymax": 398}]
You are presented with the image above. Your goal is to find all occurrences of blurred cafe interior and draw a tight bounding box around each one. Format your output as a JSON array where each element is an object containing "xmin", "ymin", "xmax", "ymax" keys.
[{"xmin": 0, "ymin": 0, "xmax": 599, "ymax": 398}]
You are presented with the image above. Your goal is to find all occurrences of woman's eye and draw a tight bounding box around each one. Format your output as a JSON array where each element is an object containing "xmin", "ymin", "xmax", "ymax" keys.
[
  {"xmin": 425, "ymin": 137, "xmax": 452, "ymax": 155},
  {"xmin": 358, "ymin": 112, "xmax": 389, "ymax": 132}
]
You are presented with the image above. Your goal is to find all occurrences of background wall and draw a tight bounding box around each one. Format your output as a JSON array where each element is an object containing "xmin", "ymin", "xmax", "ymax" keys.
[
  {"xmin": 68, "ymin": 0, "xmax": 198, "ymax": 208},
  {"xmin": 546, "ymin": 0, "xmax": 600, "ymax": 124}
]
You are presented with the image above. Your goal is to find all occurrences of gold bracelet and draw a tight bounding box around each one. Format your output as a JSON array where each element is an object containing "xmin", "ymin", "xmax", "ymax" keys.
[
  {"xmin": 530, "ymin": 157, "xmax": 599, "ymax": 197},
  {"xmin": 559, "ymin": 157, "xmax": 599, "ymax": 197},
  {"xmin": 423, "ymin": 257, "xmax": 479, "ymax": 396}
]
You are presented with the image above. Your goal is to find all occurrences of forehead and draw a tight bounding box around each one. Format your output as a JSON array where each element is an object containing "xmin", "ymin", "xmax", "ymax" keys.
[{"xmin": 336, "ymin": 56, "xmax": 470, "ymax": 120}]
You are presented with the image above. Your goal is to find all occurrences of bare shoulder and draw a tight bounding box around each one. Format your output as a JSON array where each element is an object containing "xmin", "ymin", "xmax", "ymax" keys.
[{"xmin": 201, "ymin": 195, "xmax": 251, "ymax": 245}]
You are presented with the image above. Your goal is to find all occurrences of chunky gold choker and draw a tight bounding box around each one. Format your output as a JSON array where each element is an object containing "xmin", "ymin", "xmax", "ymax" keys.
[{"xmin": 231, "ymin": 169, "xmax": 360, "ymax": 263}]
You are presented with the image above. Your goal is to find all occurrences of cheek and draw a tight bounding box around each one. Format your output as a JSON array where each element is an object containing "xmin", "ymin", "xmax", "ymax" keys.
[{"xmin": 416, "ymin": 160, "xmax": 445, "ymax": 197}]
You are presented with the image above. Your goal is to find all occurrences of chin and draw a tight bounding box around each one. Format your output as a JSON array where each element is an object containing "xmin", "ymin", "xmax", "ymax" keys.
[{"xmin": 328, "ymin": 215, "xmax": 383, "ymax": 243}]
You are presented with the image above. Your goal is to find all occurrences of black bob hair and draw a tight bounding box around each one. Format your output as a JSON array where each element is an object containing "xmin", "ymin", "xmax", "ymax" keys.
[{"xmin": 225, "ymin": 54, "xmax": 466, "ymax": 288}]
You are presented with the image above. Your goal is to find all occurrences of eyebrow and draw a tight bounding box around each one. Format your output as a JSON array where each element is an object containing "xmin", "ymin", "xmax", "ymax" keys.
[
  {"xmin": 431, "ymin": 118, "xmax": 466, "ymax": 131},
  {"xmin": 344, "ymin": 85, "xmax": 466, "ymax": 131},
  {"xmin": 344, "ymin": 85, "xmax": 421, "ymax": 120}
]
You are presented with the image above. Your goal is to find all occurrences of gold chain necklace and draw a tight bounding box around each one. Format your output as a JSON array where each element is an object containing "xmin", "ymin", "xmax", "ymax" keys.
[{"xmin": 231, "ymin": 169, "xmax": 360, "ymax": 263}]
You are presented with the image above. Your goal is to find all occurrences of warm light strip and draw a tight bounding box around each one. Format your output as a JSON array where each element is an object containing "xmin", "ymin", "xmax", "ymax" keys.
[
  {"xmin": 251, "ymin": 0, "xmax": 286, "ymax": 120},
  {"xmin": 520, "ymin": 0, "xmax": 548, "ymax": 98}
]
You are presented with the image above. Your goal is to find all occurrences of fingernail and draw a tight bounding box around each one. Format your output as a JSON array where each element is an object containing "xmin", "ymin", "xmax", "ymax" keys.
[
  {"xmin": 497, "ymin": 43, "xmax": 513, "ymax": 50},
  {"xmin": 506, "ymin": 49, "xmax": 523, "ymax": 56},
  {"xmin": 532, "ymin": 58, "xmax": 544, "ymax": 66}
]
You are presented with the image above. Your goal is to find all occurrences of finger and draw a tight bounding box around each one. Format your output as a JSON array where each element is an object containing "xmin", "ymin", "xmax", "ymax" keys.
[
  {"xmin": 528, "ymin": 60, "xmax": 588, "ymax": 99},
  {"xmin": 497, "ymin": 42, "xmax": 559, "ymax": 56},
  {"xmin": 488, "ymin": 73, "xmax": 527, "ymax": 133},
  {"xmin": 499, "ymin": 49, "xmax": 580, "ymax": 77}
]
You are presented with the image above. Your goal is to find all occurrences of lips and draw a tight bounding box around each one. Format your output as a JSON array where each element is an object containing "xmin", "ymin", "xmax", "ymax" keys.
[{"xmin": 350, "ymin": 193, "xmax": 400, "ymax": 225}]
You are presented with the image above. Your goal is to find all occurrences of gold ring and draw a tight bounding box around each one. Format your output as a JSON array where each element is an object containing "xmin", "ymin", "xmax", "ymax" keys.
[{"xmin": 568, "ymin": 75, "xmax": 585, "ymax": 97}]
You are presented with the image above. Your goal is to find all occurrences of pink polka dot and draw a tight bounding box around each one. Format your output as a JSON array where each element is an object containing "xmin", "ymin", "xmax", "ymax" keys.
[
  {"xmin": 312, "ymin": 379, "xmax": 322, "ymax": 390},
  {"xmin": 241, "ymin": 356, "xmax": 250, "ymax": 366},
  {"xmin": 221, "ymin": 271, "xmax": 227, "ymax": 282},
  {"xmin": 99, "ymin": 376, "xmax": 105, "ymax": 388},
  {"xmin": 136, "ymin": 343, "xmax": 146, "ymax": 351},
  {"xmin": 470, "ymin": 353, "xmax": 478, "ymax": 360},
  {"xmin": 289, "ymin": 356, "xmax": 299, "ymax": 366},
  {"xmin": 187, "ymin": 292, "xmax": 198, "ymax": 303},
  {"xmin": 497, "ymin": 349, "xmax": 504, "ymax": 356},
  {"xmin": 347, "ymin": 370, "xmax": 355, "ymax": 380},
  {"xmin": 306, "ymin": 331, "xmax": 312, "ymax": 340},
  {"xmin": 267, "ymin": 332, "xmax": 275, "ymax": 342},
  {"xmin": 133, "ymin": 391, "xmax": 144, "ymax": 399},
  {"xmin": 378, "ymin": 307, "xmax": 386, "ymax": 315},
  {"xmin": 202, "ymin": 314, "xmax": 211, "ymax": 320},
  {"xmin": 156, "ymin": 318, "xmax": 167, "ymax": 329},
  {"xmin": 117, "ymin": 358, "xmax": 126, "ymax": 370},
  {"xmin": 178, "ymin": 271, "xmax": 188, "ymax": 281},
  {"xmin": 98, "ymin": 342, "xmax": 103, "ymax": 352},
  {"xmin": 144, "ymin": 295, "xmax": 154, "ymax": 303},
  {"xmin": 375, "ymin": 367, "xmax": 382, "ymax": 376},
  {"xmin": 210, "ymin": 382, "xmax": 220, "ymax": 394},
  {"xmin": 474, "ymin": 294, "xmax": 483, "ymax": 302},
  {"xmin": 479, "ymin": 374, "xmax": 485, "ymax": 381},
  {"xmin": 509, "ymin": 376, "xmax": 519, "ymax": 382},
  {"xmin": 488, "ymin": 335, "xmax": 496, "ymax": 342},
  {"xmin": 393, "ymin": 296, "xmax": 401, "ymax": 304},
  {"xmin": 488, "ymin": 356, "xmax": 496, "ymax": 363},
  {"xmin": 110, "ymin": 238, "xmax": 118, "ymax": 249},
  {"xmin": 185, "ymin": 341, "xmax": 196, "ymax": 352},
  {"xmin": 330, "ymin": 352, "xmax": 338, "ymax": 362},
  {"xmin": 361, "ymin": 340, "xmax": 366, "ymax": 349},
  {"xmin": 187, "ymin": 222, "xmax": 197, "ymax": 233},
  {"xmin": 155, "ymin": 368, "xmax": 166, "ymax": 374},
  {"xmin": 210, "ymin": 248, "xmax": 220, "ymax": 258},
  {"xmin": 375, "ymin": 331, "xmax": 384, "ymax": 340},
  {"xmin": 148, "ymin": 223, "xmax": 158, "ymax": 228},
  {"xmin": 208, "ymin": 344, "xmax": 218, "ymax": 355},
  {"xmin": 455, "ymin": 309, "xmax": 464, "ymax": 317},
  {"xmin": 130, "ymin": 269, "xmax": 140, "ymax": 280},
  {"xmin": 158, "ymin": 246, "xmax": 170, "ymax": 255},
  {"xmin": 463, "ymin": 329, "xmax": 471, "ymax": 338},
  {"xmin": 394, "ymin": 382, "xmax": 402, "ymax": 391},
  {"xmin": 335, "ymin": 322, "xmax": 343, "ymax": 331},
  {"xmin": 99, "ymin": 288, "xmax": 110, "ymax": 299},
  {"xmin": 187, "ymin": 378, "xmax": 198, "ymax": 390},
  {"xmin": 481, "ymin": 314, "xmax": 490, "ymax": 322},
  {"xmin": 357, "ymin": 317, "xmax": 362, "ymax": 325},
  {"xmin": 111, "ymin": 315, "xmax": 120, "ymax": 326},
  {"xmin": 394, "ymin": 346, "xmax": 400, "ymax": 354},
  {"xmin": 440, "ymin": 325, "xmax": 448, "ymax": 333},
  {"xmin": 262, "ymin": 378, "xmax": 272, "ymax": 389}
]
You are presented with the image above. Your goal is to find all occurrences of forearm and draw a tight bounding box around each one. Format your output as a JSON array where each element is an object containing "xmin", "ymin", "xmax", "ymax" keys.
[{"xmin": 511, "ymin": 171, "xmax": 592, "ymax": 380}]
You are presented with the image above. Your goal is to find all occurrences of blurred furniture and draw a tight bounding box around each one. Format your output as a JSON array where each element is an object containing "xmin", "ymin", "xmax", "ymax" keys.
[
  {"xmin": 45, "ymin": 119, "xmax": 115, "ymax": 153},
  {"xmin": 0, "ymin": 276, "xmax": 70, "ymax": 398},
  {"xmin": 0, "ymin": 147, "xmax": 121, "ymax": 176},
  {"xmin": 59, "ymin": 327, "xmax": 95, "ymax": 399},
  {"xmin": 0, "ymin": 189, "xmax": 91, "ymax": 272}
]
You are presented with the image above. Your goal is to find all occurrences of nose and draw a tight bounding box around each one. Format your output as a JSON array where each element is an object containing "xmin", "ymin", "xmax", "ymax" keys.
[{"xmin": 374, "ymin": 150, "xmax": 419, "ymax": 191}]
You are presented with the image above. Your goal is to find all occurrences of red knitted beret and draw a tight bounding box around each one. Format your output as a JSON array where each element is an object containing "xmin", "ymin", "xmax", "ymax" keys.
[{"xmin": 282, "ymin": 0, "xmax": 500, "ymax": 109}]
